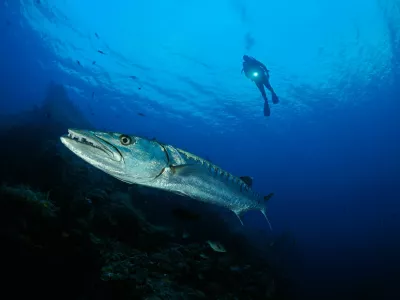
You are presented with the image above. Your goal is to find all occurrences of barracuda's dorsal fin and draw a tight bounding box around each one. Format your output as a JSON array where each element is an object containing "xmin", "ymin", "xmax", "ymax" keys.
[
  {"xmin": 240, "ymin": 176, "xmax": 253, "ymax": 187},
  {"xmin": 264, "ymin": 193, "xmax": 274, "ymax": 201}
]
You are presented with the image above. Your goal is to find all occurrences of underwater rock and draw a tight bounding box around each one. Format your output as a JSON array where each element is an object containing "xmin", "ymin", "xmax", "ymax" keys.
[
  {"xmin": 0, "ymin": 176, "xmax": 289, "ymax": 299},
  {"xmin": 0, "ymin": 80, "xmax": 296, "ymax": 298},
  {"xmin": 0, "ymin": 81, "xmax": 92, "ymax": 190},
  {"xmin": 0, "ymin": 184, "xmax": 58, "ymax": 217},
  {"xmin": 41, "ymin": 81, "xmax": 92, "ymax": 129}
]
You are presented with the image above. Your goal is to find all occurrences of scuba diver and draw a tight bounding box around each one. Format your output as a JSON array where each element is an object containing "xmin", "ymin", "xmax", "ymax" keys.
[{"xmin": 241, "ymin": 55, "xmax": 279, "ymax": 117}]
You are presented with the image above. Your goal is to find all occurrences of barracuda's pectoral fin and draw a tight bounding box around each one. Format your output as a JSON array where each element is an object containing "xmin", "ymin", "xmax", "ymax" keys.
[
  {"xmin": 170, "ymin": 164, "xmax": 205, "ymax": 176},
  {"xmin": 239, "ymin": 176, "xmax": 253, "ymax": 187},
  {"xmin": 233, "ymin": 209, "xmax": 245, "ymax": 226}
]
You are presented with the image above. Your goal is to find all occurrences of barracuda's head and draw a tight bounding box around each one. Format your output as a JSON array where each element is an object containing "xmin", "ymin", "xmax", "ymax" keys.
[{"xmin": 60, "ymin": 129, "xmax": 169, "ymax": 184}]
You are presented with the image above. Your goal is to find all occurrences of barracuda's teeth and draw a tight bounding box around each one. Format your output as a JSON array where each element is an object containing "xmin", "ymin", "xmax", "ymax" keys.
[
  {"xmin": 67, "ymin": 132, "xmax": 96, "ymax": 148},
  {"xmin": 68, "ymin": 132, "xmax": 79, "ymax": 140}
]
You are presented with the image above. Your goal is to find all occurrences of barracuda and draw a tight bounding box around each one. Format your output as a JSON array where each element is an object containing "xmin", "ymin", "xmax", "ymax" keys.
[{"xmin": 60, "ymin": 129, "xmax": 274, "ymax": 229}]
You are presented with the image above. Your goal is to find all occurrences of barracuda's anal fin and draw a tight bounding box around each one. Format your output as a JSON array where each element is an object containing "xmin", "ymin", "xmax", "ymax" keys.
[
  {"xmin": 233, "ymin": 210, "xmax": 245, "ymax": 226},
  {"xmin": 261, "ymin": 207, "xmax": 273, "ymax": 232},
  {"xmin": 261, "ymin": 193, "xmax": 274, "ymax": 232}
]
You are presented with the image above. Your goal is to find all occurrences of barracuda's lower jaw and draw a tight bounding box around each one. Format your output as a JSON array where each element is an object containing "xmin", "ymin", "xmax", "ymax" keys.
[{"xmin": 60, "ymin": 129, "xmax": 122, "ymax": 163}]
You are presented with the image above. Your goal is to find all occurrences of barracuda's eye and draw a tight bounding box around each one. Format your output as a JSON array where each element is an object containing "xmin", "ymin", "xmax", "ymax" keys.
[{"xmin": 120, "ymin": 135, "xmax": 133, "ymax": 145}]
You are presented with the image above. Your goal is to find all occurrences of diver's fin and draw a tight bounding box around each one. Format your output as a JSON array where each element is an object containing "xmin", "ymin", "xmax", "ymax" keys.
[
  {"xmin": 261, "ymin": 207, "xmax": 273, "ymax": 232},
  {"xmin": 264, "ymin": 193, "xmax": 274, "ymax": 201},
  {"xmin": 233, "ymin": 210, "xmax": 245, "ymax": 226},
  {"xmin": 170, "ymin": 164, "xmax": 204, "ymax": 176},
  {"xmin": 240, "ymin": 176, "xmax": 253, "ymax": 187},
  {"xmin": 272, "ymin": 93, "xmax": 279, "ymax": 104}
]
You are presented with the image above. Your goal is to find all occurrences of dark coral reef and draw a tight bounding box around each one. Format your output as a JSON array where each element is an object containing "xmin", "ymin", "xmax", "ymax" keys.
[{"xmin": 0, "ymin": 82, "xmax": 296, "ymax": 300}]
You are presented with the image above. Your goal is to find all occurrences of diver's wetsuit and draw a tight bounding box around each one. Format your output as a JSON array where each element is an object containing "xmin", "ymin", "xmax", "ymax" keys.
[{"xmin": 242, "ymin": 55, "xmax": 279, "ymax": 117}]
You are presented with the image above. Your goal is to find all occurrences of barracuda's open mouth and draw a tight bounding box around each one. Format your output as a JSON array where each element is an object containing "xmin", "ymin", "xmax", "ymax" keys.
[
  {"xmin": 60, "ymin": 129, "xmax": 122, "ymax": 162},
  {"xmin": 66, "ymin": 130, "xmax": 103, "ymax": 149}
]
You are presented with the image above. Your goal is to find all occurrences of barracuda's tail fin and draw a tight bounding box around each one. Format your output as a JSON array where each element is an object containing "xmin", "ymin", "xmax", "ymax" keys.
[
  {"xmin": 261, "ymin": 193, "xmax": 274, "ymax": 232},
  {"xmin": 233, "ymin": 193, "xmax": 274, "ymax": 229}
]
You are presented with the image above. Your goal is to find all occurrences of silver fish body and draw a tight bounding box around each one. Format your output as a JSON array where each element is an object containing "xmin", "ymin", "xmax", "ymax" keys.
[{"xmin": 60, "ymin": 129, "xmax": 274, "ymax": 227}]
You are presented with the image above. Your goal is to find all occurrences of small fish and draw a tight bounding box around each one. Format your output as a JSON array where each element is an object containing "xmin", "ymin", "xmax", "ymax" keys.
[
  {"xmin": 95, "ymin": 32, "xmax": 99, "ymax": 39},
  {"xmin": 207, "ymin": 240, "xmax": 226, "ymax": 253},
  {"xmin": 182, "ymin": 230, "xmax": 190, "ymax": 239},
  {"xmin": 129, "ymin": 75, "xmax": 137, "ymax": 80},
  {"xmin": 92, "ymin": 61, "xmax": 96, "ymax": 65},
  {"xmin": 76, "ymin": 60, "xmax": 81, "ymax": 66},
  {"xmin": 138, "ymin": 113, "xmax": 145, "ymax": 117},
  {"xmin": 97, "ymin": 50, "xmax": 105, "ymax": 55}
]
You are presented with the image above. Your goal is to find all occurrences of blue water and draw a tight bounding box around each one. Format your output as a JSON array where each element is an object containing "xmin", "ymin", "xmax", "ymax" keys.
[{"xmin": 1, "ymin": 0, "xmax": 400, "ymax": 298}]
